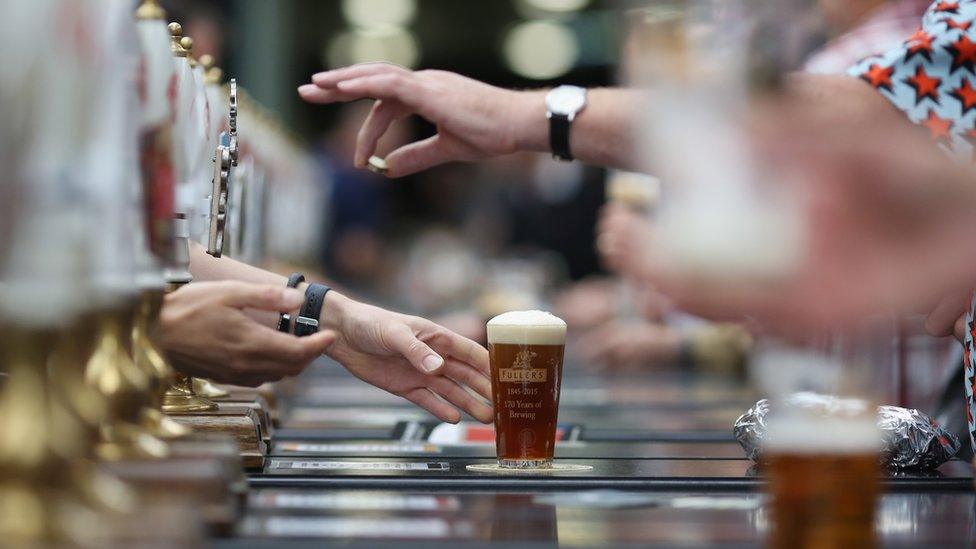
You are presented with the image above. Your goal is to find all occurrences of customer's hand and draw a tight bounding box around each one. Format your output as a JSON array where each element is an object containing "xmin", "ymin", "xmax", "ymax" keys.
[
  {"xmin": 323, "ymin": 292, "xmax": 493, "ymax": 424},
  {"xmin": 924, "ymin": 291, "xmax": 972, "ymax": 342},
  {"xmin": 299, "ymin": 63, "xmax": 543, "ymax": 177},
  {"xmin": 639, "ymin": 107, "xmax": 976, "ymax": 333},
  {"xmin": 158, "ymin": 282, "xmax": 337, "ymax": 387},
  {"xmin": 596, "ymin": 203, "xmax": 655, "ymax": 277},
  {"xmin": 576, "ymin": 321, "xmax": 683, "ymax": 370}
]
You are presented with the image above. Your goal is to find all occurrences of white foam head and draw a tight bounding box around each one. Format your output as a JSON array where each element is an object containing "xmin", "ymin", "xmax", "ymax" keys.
[
  {"xmin": 765, "ymin": 416, "xmax": 880, "ymax": 454},
  {"xmin": 487, "ymin": 310, "xmax": 566, "ymax": 345}
]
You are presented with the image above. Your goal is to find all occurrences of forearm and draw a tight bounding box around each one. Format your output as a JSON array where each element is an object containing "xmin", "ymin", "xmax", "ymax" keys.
[
  {"xmin": 507, "ymin": 76, "xmax": 905, "ymax": 173},
  {"xmin": 512, "ymin": 88, "xmax": 645, "ymax": 172},
  {"xmin": 188, "ymin": 241, "xmax": 351, "ymax": 330}
]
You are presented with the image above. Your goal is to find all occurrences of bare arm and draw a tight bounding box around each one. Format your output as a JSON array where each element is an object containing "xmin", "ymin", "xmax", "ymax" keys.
[
  {"xmin": 188, "ymin": 241, "xmax": 493, "ymax": 423},
  {"xmin": 299, "ymin": 64, "xmax": 907, "ymax": 177},
  {"xmin": 299, "ymin": 64, "xmax": 645, "ymax": 175}
]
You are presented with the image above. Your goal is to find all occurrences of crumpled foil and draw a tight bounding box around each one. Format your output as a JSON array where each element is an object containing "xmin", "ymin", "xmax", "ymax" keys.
[{"xmin": 733, "ymin": 392, "xmax": 960, "ymax": 470}]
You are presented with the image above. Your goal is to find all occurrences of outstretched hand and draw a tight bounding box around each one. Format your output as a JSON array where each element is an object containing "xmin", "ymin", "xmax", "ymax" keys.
[
  {"xmin": 299, "ymin": 63, "xmax": 542, "ymax": 177},
  {"xmin": 323, "ymin": 292, "xmax": 493, "ymax": 424}
]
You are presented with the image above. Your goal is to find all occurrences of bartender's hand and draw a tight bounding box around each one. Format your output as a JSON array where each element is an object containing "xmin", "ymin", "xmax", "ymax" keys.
[
  {"xmin": 322, "ymin": 292, "xmax": 494, "ymax": 424},
  {"xmin": 158, "ymin": 282, "xmax": 337, "ymax": 387},
  {"xmin": 299, "ymin": 63, "xmax": 543, "ymax": 177}
]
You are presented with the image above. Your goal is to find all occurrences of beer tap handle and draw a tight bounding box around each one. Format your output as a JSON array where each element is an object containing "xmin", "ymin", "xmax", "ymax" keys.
[
  {"xmin": 228, "ymin": 79, "xmax": 239, "ymax": 166},
  {"xmin": 207, "ymin": 144, "xmax": 231, "ymax": 257},
  {"xmin": 168, "ymin": 22, "xmax": 187, "ymax": 57}
]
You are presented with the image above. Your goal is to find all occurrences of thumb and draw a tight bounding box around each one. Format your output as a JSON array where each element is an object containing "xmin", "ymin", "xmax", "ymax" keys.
[
  {"xmin": 387, "ymin": 324, "xmax": 444, "ymax": 374},
  {"xmin": 216, "ymin": 282, "xmax": 306, "ymax": 312},
  {"xmin": 384, "ymin": 135, "xmax": 455, "ymax": 178}
]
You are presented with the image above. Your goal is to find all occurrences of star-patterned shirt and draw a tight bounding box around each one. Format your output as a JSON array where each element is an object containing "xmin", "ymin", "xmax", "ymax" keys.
[{"xmin": 849, "ymin": 0, "xmax": 976, "ymax": 451}]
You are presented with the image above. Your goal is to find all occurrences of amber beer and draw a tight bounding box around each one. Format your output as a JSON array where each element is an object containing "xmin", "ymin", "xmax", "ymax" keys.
[
  {"xmin": 765, "ymin": 417, "xmax": 879, "ymax": 549},
  {"xmin": 487, "ymin": 311, "xmax": 567, "ymax": 468}
]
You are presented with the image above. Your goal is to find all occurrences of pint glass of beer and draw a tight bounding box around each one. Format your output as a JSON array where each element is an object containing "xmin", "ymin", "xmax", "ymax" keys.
[
  {"xmin": 765, "ymin": 417, "xmax": 879, "ymax": 549},
  {"xmin": 754, "ymin": 344, "xmax": 882, "ymax": 549},
  {"xmin": 486, "ymin": 311, "xmax": 567, "ymax": 469}
]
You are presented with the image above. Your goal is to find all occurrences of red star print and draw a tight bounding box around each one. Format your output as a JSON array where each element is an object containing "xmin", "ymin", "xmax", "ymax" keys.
[
  {"xmin": 921, "ymin": 109, "xmax": 953, "ymax": 141},
  {"xmin": 904, "ymin": 66, "xmax": 943, "ymax": 105},
  {"xmin": 945, "ymin": 35, "xmax": 976, "ymax": 74},
  {"xmin": 905, "ymin": 29, "xmax": 934, "ymax": 61},
  {"xmin": 951, "ymin": 79, "xmax": 976, "ymax": 114},
  {"xmin": 860, "ymin": 63, "xmax": 894, "ymax": 91},
  {"xmin": 946, "ymin": 18, "xmax": 972, "ymax": 32},
  {"xmin": 935, "ymin": 1, "xmax": 960, "ymax": 13}
]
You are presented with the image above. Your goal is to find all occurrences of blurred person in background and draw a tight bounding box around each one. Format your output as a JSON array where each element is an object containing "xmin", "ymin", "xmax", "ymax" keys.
[{"xmin": 317, "ymin": 103, "xmax": 398, "ymax": 295}]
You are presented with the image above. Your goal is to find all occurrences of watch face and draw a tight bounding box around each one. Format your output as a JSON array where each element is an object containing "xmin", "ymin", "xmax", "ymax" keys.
[{"xmin": 546, "ymin": 86, "xmax": 587, "ymax": 116}]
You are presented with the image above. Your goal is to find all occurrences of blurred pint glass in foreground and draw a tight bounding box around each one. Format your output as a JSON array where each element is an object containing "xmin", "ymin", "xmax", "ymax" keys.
[
  {"xmin": 487, "ymin": 311, "xmax": 566, "ymax": 469},
  {"xmin": 755, "ymin": 348, "xmax": 880, "ymax": 549},
  {"xmin": 766, "ymin": 418, "xmax": 879, "ymax": 548}
]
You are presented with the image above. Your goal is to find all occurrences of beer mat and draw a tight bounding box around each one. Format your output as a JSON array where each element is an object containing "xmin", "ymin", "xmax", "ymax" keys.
[{"xmin": 465, "ymin": 463, "xmax": 593, "ymax": 473}]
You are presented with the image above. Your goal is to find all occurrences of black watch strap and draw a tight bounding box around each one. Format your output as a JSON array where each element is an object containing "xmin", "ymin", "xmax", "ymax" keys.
[
  {"xmin": 277, "ymin": 272, "xmax": 305, "ymax": 333},
  {"xmin": 549, "ymin": 113, "xmax": 573, "ymax": 161},
  {"xmin": 295, "ymin": 283, "xmax": 330, "ymax": 337}
]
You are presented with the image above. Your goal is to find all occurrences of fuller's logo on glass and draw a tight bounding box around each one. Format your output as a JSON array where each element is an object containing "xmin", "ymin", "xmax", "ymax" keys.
[{"xmin": 499, "ymin": 348, "xmax": 548, "ymax": 383}]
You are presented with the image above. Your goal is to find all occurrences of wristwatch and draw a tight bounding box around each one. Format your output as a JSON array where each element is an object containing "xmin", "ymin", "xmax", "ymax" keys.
[
  {"xmin": 545, "ymin": 85, "xmax": 587, "ymax": 162},
  {"xmin": 277, "ymin": 272, "xmax": 305, "ymax": 333},
  {"xmin": 295, "ymin": 283, "xmax": 330, "ymax": 337}
]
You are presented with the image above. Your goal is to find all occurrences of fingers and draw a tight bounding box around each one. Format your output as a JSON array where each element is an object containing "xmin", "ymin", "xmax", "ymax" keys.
[
  {"xmin": 298, "ymin": 84, "xmax": 363, "ymax": 104},
  {"xmin": 384, "ymin": 135, "xmax": 458, "ymax": 178},
  {"xmin": 214, "ymin": 281, "xmax": 306, "ymax": 312},
  {"xmin": 924, "ymin": 291, "xmax": 970, "ymax": 337},
  {"xmin": 334, "ymin": 73, "xmax": 421, "ymax": 108},
  {"xmin": 429, "ymin": 328, "xmax": 490, "ymax": 375},
  {"xmin": 312, "ymin": 62, "xmax": 407, "ymax": 88},
  {"xmin": 387, "ymin": 325, "xmax": 445, "ymax": 375},
  {"xmin": 403, "ymin": 387, "xmax": 461, "ymax": 424},
  {"xmin": 354, "ymin": 100, "xmax": 406, "ymax": 168},
  {"xmin": 441, "ymin": 358, "xmax": 492, "ymax": 401},
  {"xmin": 254, "ymin": 328, "xmax": 337, "ymax": 365},
  {"xmin": 429, "ymin": 376, "xmax": 494, "ymax": 424},
  {"xmin": 955, "ymin": 313, "xmax": 968, "ymax": 343}
]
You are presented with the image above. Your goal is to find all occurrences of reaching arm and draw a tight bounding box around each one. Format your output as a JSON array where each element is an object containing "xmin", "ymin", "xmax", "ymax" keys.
[
  {"xmin": 188, "ymin": 242, "xmax": 492, "ymax": 423},
  {"xmin": 298, "ymin": 64, "xmax": 909, "ymax": 178},
  {"xmin": 299, "ymin": 64, "xmax": 645, "ymax": 175}
]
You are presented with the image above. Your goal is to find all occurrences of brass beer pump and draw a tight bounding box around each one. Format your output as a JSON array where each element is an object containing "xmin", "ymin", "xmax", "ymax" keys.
[
  {"xmin": 131, "ymin": 0, "xmax": 193, "ymax": 440},
  {"xmin": 0, "ymin": 323, "xmax": 108, "ymax": 545},
  {"xmin": 195, "ymin": 51, "xmax": 233, "ymax": 400},
  {"xmin": 85, "ymin": 304, "xmax": 170, "ymax": 460},
  {"xmin": 160, "ymin": 24, "xmax": 219, "ymax": 414}
]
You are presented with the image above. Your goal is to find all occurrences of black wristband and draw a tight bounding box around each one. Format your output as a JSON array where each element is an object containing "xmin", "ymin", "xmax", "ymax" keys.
[
  {"xmin": 549, "ymin": 113, "xmax": 573, "ymax": 161},
  {"xmin": 277, "ymin": 273, "xmax": 306, "ymax": 333},
  {"xmin": 295, "ymin": 283, "xmax": 330, "ymax": 337}
]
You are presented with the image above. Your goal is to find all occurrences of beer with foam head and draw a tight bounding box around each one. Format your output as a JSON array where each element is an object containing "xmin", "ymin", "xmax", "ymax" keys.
[
  {"xmin": 765, "ymin": 417, "xmax": 880, "ymax": 549},
  {"xmin": 487, "ymin": 311, "xmax": 567, "ymax": 469}
]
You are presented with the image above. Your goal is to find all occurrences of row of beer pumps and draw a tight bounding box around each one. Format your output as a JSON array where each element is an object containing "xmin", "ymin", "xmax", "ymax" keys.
[{"xmin": 0, "ymin": 0, "xmax": 315, "ymax": 543}]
